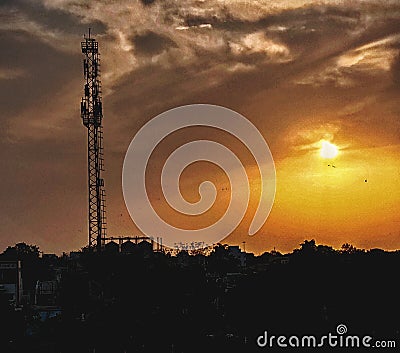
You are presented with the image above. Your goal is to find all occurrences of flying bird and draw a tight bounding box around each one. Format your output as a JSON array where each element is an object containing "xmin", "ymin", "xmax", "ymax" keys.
[{"xmin": 327, "ymin": 164, "xmax": 336, "ymax": 168}]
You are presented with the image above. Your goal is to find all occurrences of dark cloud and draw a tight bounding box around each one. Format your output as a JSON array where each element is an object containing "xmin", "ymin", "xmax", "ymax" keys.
[
  {"xmin": 0, "ymin": 0, "xmax": 107, "ymax": 35},
  {"xmin": 0, "ymin": 30, "xmax": 79, "ymax": 119},
  {"xmin": 140, "ymin": 0, "xmax": 156, "ymax": 6},
  {"xmin": 132, "ymin": 31, "xmax": 177, "ymax": 56},
  {"xmin": 391, "ymin": 52, "xmax": 400, "ymax": 87}
]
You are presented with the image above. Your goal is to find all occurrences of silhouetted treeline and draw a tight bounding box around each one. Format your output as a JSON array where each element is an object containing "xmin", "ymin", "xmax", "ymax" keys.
[{"xmin": 1, "ymin": 240, "xmax": 399, "ymax": 352}]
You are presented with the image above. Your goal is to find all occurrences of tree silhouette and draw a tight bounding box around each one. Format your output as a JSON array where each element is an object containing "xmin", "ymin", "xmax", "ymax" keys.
[{"xmin": 2, "ymin": 242, "xmax": 40, "ymax": 260}]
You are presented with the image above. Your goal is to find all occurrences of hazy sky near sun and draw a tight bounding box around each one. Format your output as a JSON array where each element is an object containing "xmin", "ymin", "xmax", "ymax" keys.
[{"xmin": 1, "ymin": 0, "xmax": 399, "ymax": 254}]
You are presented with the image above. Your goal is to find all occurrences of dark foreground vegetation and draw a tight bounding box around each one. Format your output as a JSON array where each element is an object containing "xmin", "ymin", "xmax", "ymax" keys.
[{"xmin": 0, "ymin": 240, "xmax": 399, "ymax": 352}]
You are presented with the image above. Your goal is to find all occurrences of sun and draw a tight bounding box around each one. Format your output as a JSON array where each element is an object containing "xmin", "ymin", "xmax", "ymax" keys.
[{"xmin": 320, "ymin": 140, "xmax": 338, "ymax": 159}]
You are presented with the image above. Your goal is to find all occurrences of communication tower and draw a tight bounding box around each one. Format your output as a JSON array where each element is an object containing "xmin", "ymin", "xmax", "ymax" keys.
[{"xmin": 80, "ymin": 29, "xmax": 107, "ymax": 251}]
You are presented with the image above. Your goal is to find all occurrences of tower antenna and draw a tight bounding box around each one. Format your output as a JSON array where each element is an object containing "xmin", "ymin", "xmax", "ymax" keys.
[{"xmin": 80, "ymin": 30, "xmax": 107, "ymax": 251}]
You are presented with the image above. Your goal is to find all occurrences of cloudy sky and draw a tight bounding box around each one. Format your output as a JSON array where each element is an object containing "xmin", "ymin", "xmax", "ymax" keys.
[{"xmin": 1, "ymin": 0, "xmax": 400, "ymax": 254}]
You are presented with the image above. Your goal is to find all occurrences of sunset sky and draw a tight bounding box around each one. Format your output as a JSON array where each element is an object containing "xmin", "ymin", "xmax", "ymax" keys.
[{"xmin": 1, "ymin": 0, "xmax": 400, "ymax": 254}]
